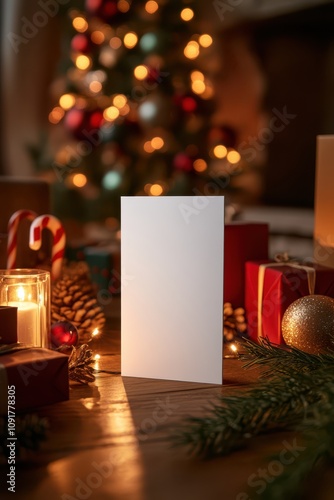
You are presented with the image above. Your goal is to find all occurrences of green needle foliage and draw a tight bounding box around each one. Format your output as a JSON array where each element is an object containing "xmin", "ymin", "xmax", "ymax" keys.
[
  {"xmin": 240, "ymin": 336, "xmax": 334, "ymax": 377},
  {"xmin": 173, "ymin": 338, "xmax": 334, "ymax": 499}
]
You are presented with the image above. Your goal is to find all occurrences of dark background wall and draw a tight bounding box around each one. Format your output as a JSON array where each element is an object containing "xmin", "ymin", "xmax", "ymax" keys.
[
  {"xmin": 252, "ymin": 3, "xmax": 334, "ymax": 207},
  {"xmin": 202, "ymin": 1, "xmax": 334, "ymax": 208}
]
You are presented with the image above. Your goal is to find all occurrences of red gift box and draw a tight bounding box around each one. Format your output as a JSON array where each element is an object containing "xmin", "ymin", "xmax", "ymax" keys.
[
  {"xmin": 245, "ymin": 260, "xmax": 334, "ymax": 344},
  {"xmin": 0, "ymin": 348, "xmax": 69, "ymax": 414},
  {"xmin": 224, "ymin": 223, "xmax": 269, "ymax": 307}
]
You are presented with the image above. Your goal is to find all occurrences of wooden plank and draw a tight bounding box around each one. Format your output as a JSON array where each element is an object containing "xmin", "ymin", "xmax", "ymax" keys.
[{"xmin": 1, "ymin": 304, "xmax": 314, "ymax": 500}]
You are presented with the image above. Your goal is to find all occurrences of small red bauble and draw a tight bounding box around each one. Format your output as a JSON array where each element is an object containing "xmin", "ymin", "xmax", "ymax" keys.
[
  {"xmin": 71, "ymin": 34, "xmax": 91, "ymax": 54},
  {"xmin": 64, "ymin": 108, "xmax": 103, "ymax": 141},
  {"xmin": 86, "ymin": 0, "xmax": 118, "ymax": 21},
  {"xmin": 64, "ymin": 108, "xmax": 85, "ymax": 137},
  {"xmin": 51, "ymin": 321, "xmax": 79, "ymax": 347},
  {"xmin": 181, "ymin": 96, "xmax": 197, "ymax": 113},
  {"xmin": 173, "ymin": 152, "xmax": 193, "ymax": 172}
]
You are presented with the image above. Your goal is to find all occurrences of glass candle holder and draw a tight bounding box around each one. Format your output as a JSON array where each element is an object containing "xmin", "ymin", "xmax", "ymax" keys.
[{"xmin": 0, "ymin": 269, "xmax": 51, "ymax": 347}]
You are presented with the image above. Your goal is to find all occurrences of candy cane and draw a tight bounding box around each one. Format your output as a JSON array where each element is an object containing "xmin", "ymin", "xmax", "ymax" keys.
[
  {"xmin": 7, "ymin": 209, "xmax": 37, "ymax": 269},
  {"xmin": 29, "ymin": 215, "xmax": 66, "ymax": 281}
]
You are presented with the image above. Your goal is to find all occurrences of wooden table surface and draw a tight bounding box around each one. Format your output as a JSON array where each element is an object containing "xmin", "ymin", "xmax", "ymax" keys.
[{"xmin": 1, "ymin": 298, "xmax": 334, "ymax": 500}]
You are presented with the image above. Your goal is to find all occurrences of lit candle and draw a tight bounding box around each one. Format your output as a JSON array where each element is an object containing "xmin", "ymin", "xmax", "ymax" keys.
[
  {"xmin": 7, "ymin": 286, "xmax": 39, "ymax": 345},
  {"xmin": 0, "ymin": 269, "xmax": 50, "ymax": 347}
]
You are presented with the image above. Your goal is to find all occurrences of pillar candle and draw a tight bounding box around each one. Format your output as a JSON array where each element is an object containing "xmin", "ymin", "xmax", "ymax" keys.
[{"xmin": 314, "ymin": 135, "xmax": 334, "ymax": 268}]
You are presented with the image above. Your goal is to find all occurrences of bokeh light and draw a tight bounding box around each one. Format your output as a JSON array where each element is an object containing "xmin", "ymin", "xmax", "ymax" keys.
[
  {"xmin": 49, "ymin": 107, "xmax": 65, "ymax": 124},
  {"xmin": 72, "ymin": 17, "xmax": 88, "ymax": 33},
  {"xmin": 59, "ymin": 94, "xmax": 76, "ymax": 110},
  {"xmin": 213, "ymin": 145, "xmax": 228, "ymax": 159},
  {"xmin": 75, "ymin": 54, "xmax": 91, "ymax": 70},
  {"xmin": 145, "ymin": 1, "xmax": 159, "ymax": 14},
  {"xmin": 180, "ymin": 8, "xmax": 194, "ymax": 21},
  {"xmin": 227, "ymin": 150, "xmax": 241, "ymax": 164},
  {"xmin": 72, "ymin": 173, "xmax": 87, "ymax": 188},
  {"xmin": 103, "ymin": 171, "xmax": 122, "ymax": 189},
  {"xmin": 134, "ymin": 65, "xmax": 149, "ymax": 80},
  {"xmin": 103, "ymin": 106, "xmax": 120, "ymax": 121},
  {"xmin": 193, "ymin": 159, "xmax": 207, "ymax": 172},
  {"xmin": 149, "ymin": 183, "xmax": 163, "ymax": 196},
  {"xmin": 151, "ymin": 136, "xmax": 164, "ymax": 150},
  {"xmin": 184, "ymin": 41, "xmax": 199, "ymax": 60},
  {"xmin": 199, "ymin": 34, "xmax": 213, "ymax": 48},
  {"xmin": 124, "ymin": 32, "xmax": 138, "ymax": 49}
]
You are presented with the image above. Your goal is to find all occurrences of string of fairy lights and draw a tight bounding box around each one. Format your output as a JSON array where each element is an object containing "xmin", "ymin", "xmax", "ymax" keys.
[{"xmin": 48, "ymin": 0, "xmax": 242, "ymax": 216}]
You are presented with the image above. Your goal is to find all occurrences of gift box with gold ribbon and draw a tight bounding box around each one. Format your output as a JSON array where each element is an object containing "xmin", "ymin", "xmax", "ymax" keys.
[{"xmin": 245, "ymin": 258, "xmax": 334, "ymax": 344}]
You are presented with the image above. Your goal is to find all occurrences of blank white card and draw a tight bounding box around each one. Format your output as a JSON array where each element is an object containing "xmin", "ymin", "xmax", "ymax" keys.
[{"xmin": 121, "ymin": 196, "xmax": 224, "ymax": 384}]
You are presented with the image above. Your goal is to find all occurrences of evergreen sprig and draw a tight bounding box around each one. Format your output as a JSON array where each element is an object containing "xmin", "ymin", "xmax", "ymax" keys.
[
  {"xmin": 240, "ymin": 336, "xmax": 334, "ymax": 377},
  {"xmin": 251, "ymin": 395, "xmax": 334, "ymax": 499},
  {"xmin": 173, "ymin": 368, "xmax": 334, "ymax": 457},
  {"xmin": 173, "ymin": 338, "xmax": 334, "ymax": 498}
]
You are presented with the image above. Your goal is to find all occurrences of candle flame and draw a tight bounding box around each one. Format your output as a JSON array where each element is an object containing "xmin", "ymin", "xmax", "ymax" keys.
[
  {"xmin": 94, "ymin": 354, "xmax": 101, "ymax": 360},
  {"xmin": 17, "ymin": 287, "xmax": 25, "ymax": 301}
]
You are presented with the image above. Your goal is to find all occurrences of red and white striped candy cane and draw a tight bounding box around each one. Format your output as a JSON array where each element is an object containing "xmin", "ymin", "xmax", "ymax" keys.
[
  {"xmin": 29, "ymin": 214, "xmax": 66, "ymax": 281},
  {"xmin": 7, "ymin": 209, "xmax": 37, "ymax": 269}
]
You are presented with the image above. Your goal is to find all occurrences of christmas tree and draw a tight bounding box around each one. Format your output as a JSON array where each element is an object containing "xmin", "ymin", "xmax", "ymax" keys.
[{"xmin": 45, "ymin": 0, "xmax": 243, "ymax": 224}]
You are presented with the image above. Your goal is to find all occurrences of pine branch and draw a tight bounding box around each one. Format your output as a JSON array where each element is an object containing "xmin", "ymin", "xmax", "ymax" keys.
[
  {"xmin": 173, "ymin": 368, "xmax": 334, "ymax": 458},
  {"xmin": 256, "ymin": 438, "xmax": 328, "ymax": 500},
  {"xmin": 173, "ymin": 338, "xmax": 334, "ymax": 497},
  {"xmin": 250, "ymin": 401, "xmax": 334, "ymax": 500},
  {"xmin": 240, "ymin": 337, "xmax": 334, "ymax": 378}
]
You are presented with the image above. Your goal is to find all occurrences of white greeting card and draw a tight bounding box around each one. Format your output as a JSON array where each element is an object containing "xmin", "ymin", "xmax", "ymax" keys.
[{"xmin": 121, "ymin": 196, "xmax": 224, "ymax": 384}]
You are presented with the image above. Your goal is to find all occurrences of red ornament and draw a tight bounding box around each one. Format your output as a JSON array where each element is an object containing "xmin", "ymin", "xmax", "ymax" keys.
[
  {"xmin": 89, "ymin": 110, "xmax": 104, "ymax": 129},
  {"xmin": 173, "ymin": 152, "xmax": 193, "ymax": 172},
  {"xmin": 145, "ymin": 67, "xmax": 161, "ymax": 85},
  {"xmin": 86, "ymin": 0, "xmax": 118, "ymax": 21},
  {"xmin": 64, "ymin": 108, "xmax": 85, "ymax": 136},
  {"xmin": 51, "ymin": 321, "xmax": 79, "ymax": 347},
  {"xmin": 71, "ymin": 34, "xmax": 91, "ymax": 53},
  {"xmin": 181, "ymin": 96, "xmax": 197, "ymax": 113},
  {"xmin": 65, "ymin": 108, "xmax": 104, "ymax": 141},
  {"xmin": 207, "ymin": 126, "xmax": 236, "ymax": 148}
]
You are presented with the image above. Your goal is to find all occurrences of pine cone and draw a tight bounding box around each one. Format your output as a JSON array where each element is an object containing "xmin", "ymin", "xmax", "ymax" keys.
[
  {"xmin": 223, "ymin": 302, "xmax": 247, "ymax": 342},
  {"xmin": 51, "ymin": 262, "xmax": 106, "ymax": 343}
]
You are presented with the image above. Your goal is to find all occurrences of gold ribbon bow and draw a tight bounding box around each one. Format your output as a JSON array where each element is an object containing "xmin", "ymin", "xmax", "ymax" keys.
[{"xmin": 257, "ymin": 253, "xmax": 316, "ymax": 338}]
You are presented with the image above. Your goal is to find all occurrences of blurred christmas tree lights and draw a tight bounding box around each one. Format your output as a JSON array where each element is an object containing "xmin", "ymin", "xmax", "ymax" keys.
[{"xmin": 45, "ymin": 0, "xmax": 243, "ymax": 223}]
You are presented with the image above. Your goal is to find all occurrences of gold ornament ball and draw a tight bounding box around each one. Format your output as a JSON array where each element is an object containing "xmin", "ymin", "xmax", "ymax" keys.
[{"xmin": 281, "ymin": 295, "xmax": 334, "ymax": 354}]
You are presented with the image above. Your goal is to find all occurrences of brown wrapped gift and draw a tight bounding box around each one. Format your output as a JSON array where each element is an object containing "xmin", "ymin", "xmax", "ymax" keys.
[
  {"xmin": 0, "ymin": 348, "xmax": 69, "ymax": 414},
  {"xmin": 0, "ymin": 306, "xmax": 18, "ymax": 344}
]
